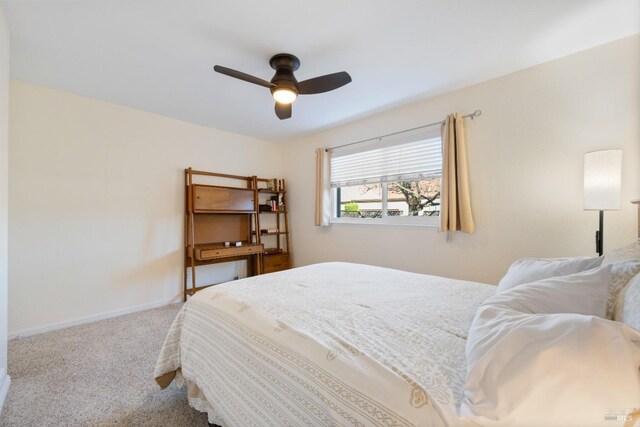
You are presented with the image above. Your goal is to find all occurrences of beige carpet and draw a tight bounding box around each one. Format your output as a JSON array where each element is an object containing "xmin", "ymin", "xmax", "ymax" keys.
[{"xmin": 0, "ymin": 304, "xmax": 208, "ymax": 426}]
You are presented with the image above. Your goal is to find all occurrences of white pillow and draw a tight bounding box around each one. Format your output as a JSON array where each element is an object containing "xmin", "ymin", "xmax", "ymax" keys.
[
  {"xmin": 462, "ymin": 265, "xmax": 640, "ymax": 427},
  {"xmin": 614, "ymin": 272, "xmax": 640, "ymax": 329},
  {"xmin": 462, "ymin": 312, "xmax": 640, "ymax": 427},
  {"xmin": 606, "ymin": 261, "xmax": 640, "ymax": 319},
  {"xmin": 491, "ymin": 265, "xmax": 611, "ymax": 317},
  {"xmin": 603, "ymin": 239, "xmax": 640, "ymax": 265},
  {"xmin": 497, "ymin": 256, "xmax": 603, "ymax": 293}
]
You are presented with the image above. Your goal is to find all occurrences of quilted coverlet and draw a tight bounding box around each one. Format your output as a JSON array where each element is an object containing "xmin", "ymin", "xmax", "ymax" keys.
[{"xmin": 154, "ymin": 262, "xmax": 495, "ymax": 426}]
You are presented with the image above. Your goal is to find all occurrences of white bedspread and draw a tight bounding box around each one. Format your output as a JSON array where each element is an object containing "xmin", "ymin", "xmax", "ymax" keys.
[{"xmin": 154, "ymin": 262, "xmax": 495, "ymax": 426}]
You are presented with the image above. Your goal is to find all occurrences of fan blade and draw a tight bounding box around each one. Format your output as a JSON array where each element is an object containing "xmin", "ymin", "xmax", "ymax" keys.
[
  {"xmin": 297, "ymin": 71, "xmax": 351, "ymax": 94},
  {"xmin": 213, "ymin": 65, "xmax": 275, "ymax": 88},
  {"xmin": 275, "ymin": 102, "xmax": 292, "ymax": 120}
]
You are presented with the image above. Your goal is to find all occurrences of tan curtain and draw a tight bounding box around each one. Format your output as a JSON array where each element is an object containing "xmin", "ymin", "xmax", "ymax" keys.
[
  {"xmin": 315, "ymin": 148, "xmax": 332, "ymax": 226},
  {"xmin": 440, "ymin": 113, "xmax": 475, "ymax": 233}
]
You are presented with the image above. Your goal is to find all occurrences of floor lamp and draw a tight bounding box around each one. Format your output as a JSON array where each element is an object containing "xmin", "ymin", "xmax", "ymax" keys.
[{"xmin": 583, "ymin": 149, "xmax": 622, "ymax": 256}]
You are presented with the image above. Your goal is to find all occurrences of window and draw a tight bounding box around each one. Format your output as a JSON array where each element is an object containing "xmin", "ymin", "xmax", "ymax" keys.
[{"xmin": 331, "ymin": 132, "xmax": 442, "ymax": 226}]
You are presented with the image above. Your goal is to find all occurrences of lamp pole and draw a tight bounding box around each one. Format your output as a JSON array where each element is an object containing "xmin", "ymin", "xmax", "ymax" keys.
[{"xmin": 596, "ymin": 210, "xmax": 604, "ymax": 256}]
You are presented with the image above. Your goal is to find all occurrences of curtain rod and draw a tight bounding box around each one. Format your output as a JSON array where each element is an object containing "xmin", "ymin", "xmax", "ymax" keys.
[{"xmin": 327, "ymin": 109, "xmax": 482, "ymax": 152}]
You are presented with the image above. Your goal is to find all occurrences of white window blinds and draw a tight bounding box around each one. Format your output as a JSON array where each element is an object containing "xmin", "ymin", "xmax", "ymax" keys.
[{"xmin": 330, "ymin": 136, "xmax": 442, "ymax": 187}]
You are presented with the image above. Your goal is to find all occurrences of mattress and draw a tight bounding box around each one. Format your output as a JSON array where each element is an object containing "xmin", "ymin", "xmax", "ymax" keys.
[{"xmin": 154, "ymin": 262, "xmax": 495, "ymax": 426}]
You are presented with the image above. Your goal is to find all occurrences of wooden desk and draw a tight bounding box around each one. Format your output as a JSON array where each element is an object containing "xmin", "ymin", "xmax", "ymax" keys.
[
  {"xmin": 190, "ymin": 243, "xmax": 264, "ymax": 261},
  {"xmin": 184, "ymin": 169, "xmax": 262, "ymax": 300},
  {"xmin": 183, "ymin": 169, "xmax": 293, "ymax": 300}
]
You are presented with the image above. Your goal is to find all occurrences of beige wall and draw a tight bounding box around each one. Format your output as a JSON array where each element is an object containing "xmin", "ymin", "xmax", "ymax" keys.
[
  {"xmin": 7, "ymin": 35, "xmax": 640, "ymax": 335},
  {"xmin": 8, "ymin": 81, "xmax": 284, "ymax": 335},
  {"xmin": 0, "ymin": 3, "xmax": 10, "ymax": 400},
  {"xmin": 284, "ymin": 35, "xmax": 640, "ymax": 285}
]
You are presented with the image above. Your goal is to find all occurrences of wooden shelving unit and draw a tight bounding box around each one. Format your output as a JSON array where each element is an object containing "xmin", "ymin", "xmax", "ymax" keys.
[
  {"xmin": 255, "ymin": 178, "xmax": 291, "ymax": 274},
  {"xmin": 183, "ymin": 169, "xmax": 293, "ymax": 300},
  {"xmin": 184, "ymin": 168, "xmax": 264, "ymax": 300}
]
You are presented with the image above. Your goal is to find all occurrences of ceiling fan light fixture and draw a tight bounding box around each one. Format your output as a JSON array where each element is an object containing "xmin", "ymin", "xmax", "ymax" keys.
[
  {"xmin": 272, "ymin": 88, "xmax": 297, "ymax": 104},
  {"xmin": 214, "ymin": 53, "xmax": 351, "ymax": 119}
]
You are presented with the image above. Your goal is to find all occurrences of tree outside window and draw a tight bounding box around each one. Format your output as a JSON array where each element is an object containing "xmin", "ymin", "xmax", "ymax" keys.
[{"xmin": 336, "ymin": 177, "xmax": 440, "ymax": 218}]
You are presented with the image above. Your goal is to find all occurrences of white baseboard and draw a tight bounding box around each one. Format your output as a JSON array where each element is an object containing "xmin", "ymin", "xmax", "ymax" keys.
[
  {"xmin": 0, "ymin": 369, "xmax": 10, "ymax": 412},
  {"xmin": 8, "ymin": 297, "xmax": 182, "ymax": 340}
]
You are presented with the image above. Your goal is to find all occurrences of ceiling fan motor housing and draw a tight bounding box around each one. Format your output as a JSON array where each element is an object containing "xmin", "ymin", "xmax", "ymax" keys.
[
  {"xmin": 269, "ymin": 53, "xmax": 300, "ymax": 72},
  {"xmin": 270, "ymin": 53, "xmax": 300, "ymax": 96}
]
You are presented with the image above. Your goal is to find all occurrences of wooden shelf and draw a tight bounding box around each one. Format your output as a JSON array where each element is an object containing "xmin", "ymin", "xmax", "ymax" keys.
[
  {"xmin": 193, "ymin": 184, "xmax": 255, "ymax": 211},
  {"xmin": 185, "ymin": 168, "xmax": 265, "ymax": 301},
  {"xmin": 263, "ymin": 251, "xmax": 289, "ymax": 257},
  {"xmin": 184, "ymin": 169, "xmax": 291, "ymax": 300},
  {"xmin": 255, "ymin": 179, "xmax": 290, "ymax": 273},
  {"xmin": 188, "ymin": 243, "xmax": 263, "ymax": 261},
  {"xmin": 193, "ymin": 209, "xmax": 257, "ymax": 214}
]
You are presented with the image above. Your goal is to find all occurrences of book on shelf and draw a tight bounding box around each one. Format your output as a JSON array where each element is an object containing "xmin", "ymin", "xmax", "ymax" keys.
[
  {"xmin": 266, "ymin": 178, "xmax": 284, "ymax": 192},
  {"xmin": 260, "ymin": 228, "xmax": 279, "ymax": 234}
]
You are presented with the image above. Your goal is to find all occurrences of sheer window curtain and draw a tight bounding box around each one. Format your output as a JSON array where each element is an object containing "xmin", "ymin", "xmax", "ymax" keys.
[
  {"xmin": 440, "ymin": 113, "xmax": 475, "ymax": 233},
  {"xmin": 315, "ymin": 148, "xmax": 332, "ymax": 226}
]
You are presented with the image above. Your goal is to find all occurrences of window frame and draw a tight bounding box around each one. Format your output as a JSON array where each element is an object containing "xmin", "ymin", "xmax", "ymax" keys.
[
  {"xmin": 330, "ymin": 149, "xmax": 442, "ymax": 227},
  {"xmin": 331, "ymin": 182, "xmax": 441, "ymax": 227}
]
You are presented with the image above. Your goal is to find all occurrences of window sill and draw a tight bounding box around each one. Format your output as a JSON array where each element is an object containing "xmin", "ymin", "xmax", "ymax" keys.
[{"xmin": 330, "ymin": 217, "xmax": 439, "ymax": 228}]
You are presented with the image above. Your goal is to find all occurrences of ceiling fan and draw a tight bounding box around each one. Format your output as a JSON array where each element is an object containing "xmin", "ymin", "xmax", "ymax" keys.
[{"xmin": 213, "ymin": 53, "xmax": 352, "ymax": 120}]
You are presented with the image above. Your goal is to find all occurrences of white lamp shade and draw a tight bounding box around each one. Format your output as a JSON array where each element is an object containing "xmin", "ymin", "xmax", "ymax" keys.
[{"xmin": 583, "ymin": 149, "xmax": 622, "ymax": 210}]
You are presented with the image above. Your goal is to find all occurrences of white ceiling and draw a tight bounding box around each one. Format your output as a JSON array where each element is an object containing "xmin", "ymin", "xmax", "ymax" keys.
[{"xmin": 2, "ymin": 0, "xmax": 639, "ymax": 142}]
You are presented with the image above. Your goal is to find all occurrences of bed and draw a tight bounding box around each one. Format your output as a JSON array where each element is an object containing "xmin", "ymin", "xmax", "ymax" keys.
[
  {"xmin": 154, "ymin": 262, "xmax": 496, "ymax": 426},
  {"xmin": 155, "ymin": 237, "xmax": 640, "ymax": 427}
]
